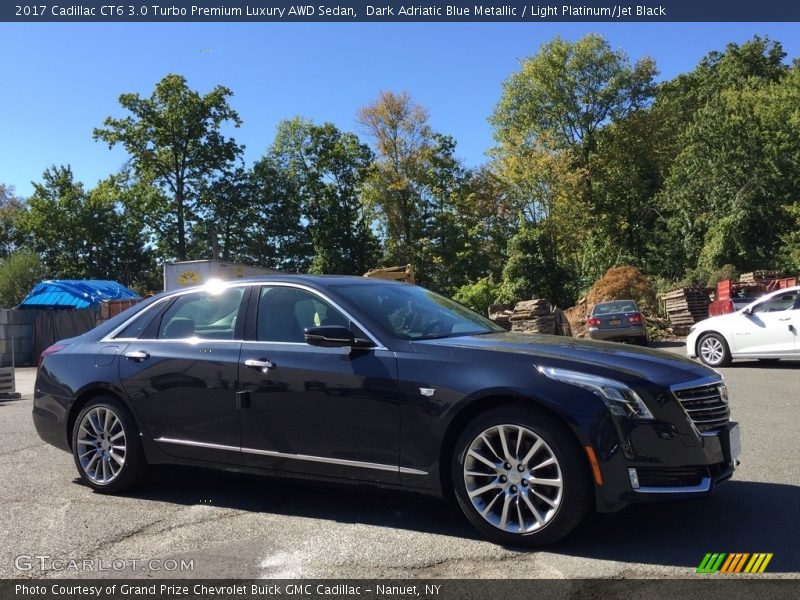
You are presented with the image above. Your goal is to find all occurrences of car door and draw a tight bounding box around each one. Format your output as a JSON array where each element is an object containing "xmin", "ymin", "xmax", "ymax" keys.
[
  {"xmin": 238, "ymin": 284, "xmax": 401, "ymax": 483},
  {"xmin": 118, "ymin": 285, "xmax": 248, "ymax": 464},
  {"xmin": 732, "ymin": 290, "xmax": 799, "ymax": 356}
]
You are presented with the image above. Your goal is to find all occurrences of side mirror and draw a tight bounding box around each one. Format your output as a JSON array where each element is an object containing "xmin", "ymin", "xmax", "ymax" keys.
[
  {"xmin": 304, "ymin": 325, "xmax": 370, "ymax": 348},
  {"xmin": 743, "ymin": 307, "xmax": 753, "ymax": 316}
]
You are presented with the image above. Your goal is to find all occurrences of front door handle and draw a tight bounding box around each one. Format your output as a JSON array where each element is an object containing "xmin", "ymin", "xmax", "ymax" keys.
[
  {"xmin": 244, "ymin": 358, "xmax": 275, "ymax": 373},
  {"xmin": 778, "ymin": 317, "xmax": 791, "ymax": 321},
  {"xmin": 124, "ymin": 350, "xmax": 150, "ymax": 362}
]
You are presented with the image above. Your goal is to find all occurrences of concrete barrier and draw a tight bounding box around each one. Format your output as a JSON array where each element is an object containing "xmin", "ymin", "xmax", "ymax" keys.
[{"xmin": 0, "ymin": 366, "xmax": 20, "ymax": 399}]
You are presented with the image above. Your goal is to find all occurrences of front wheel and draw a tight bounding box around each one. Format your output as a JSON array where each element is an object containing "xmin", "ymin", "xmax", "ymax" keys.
[
  {"xmin": 72, "ymin": 397, "xmax": 148, "ymax": 493},
  {"xmin": 697, "ymin": 332, "xmax": 732, "ymax": 367},
  {"xmin": 451, "ymin": 406, "xmax": 592, "ymax": 547}
]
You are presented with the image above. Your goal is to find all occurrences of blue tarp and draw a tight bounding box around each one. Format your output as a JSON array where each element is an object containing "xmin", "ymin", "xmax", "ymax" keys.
[{"xmin": 17, "ymin": 280, "xmax": 140, "ymax": 310}]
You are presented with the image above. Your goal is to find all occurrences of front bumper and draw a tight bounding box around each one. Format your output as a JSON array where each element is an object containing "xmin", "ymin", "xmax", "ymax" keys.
[{"xmin": 591, "ymin": 418, "xmax": 740, "ymax": 512}]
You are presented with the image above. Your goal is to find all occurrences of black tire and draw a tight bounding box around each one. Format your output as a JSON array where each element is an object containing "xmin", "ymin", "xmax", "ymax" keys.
[
  {"xmin": 451, "ymin": 405, "xmax": 592, "ymax": 547},
  {"xmin": 636, "ymin": 336, "xmax": 648, "ymax": 347},
  {"xmin": 71, "ymin": 396, "xmax": 148, "ymax": 493},
  {"xmin": 696, "ymin": 332, "xmax": 732, "ymax": 367}
]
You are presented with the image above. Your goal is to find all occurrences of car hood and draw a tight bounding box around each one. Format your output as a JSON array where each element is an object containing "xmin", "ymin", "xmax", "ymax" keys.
[{"xmin": 413, "ymin": 332, "xmax": 716, "ymax": 389}]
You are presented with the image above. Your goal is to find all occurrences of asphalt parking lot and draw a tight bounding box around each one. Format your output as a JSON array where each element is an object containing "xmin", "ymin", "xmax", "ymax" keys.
[{"xmin": 2, "ymin": 346, "xmax": 799, "ymax": 579}]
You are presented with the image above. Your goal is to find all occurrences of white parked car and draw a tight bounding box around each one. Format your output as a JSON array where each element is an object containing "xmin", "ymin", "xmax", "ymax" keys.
[{"xmin": 687, "ymin": 286, "xmax": 800, "ymax": 367}]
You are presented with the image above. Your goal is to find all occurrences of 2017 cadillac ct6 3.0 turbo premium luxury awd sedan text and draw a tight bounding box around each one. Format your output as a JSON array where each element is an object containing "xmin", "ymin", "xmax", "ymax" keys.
[{"xmin": 33, "ymin": 276, "xmax": 740, "ymax": 546}]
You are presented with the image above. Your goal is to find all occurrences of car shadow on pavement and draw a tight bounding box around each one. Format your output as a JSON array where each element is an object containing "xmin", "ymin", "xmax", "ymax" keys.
[
  {"xmin": 110, "ymin": 467, "xmax": 799, "ymax": 572},
  {"xmin": 554, "ymin": 480, "xmax": 800, "ymax": 573},
  {"xmin": 115, "ymin": 465, "xmax": 480, "ymax": 541}
]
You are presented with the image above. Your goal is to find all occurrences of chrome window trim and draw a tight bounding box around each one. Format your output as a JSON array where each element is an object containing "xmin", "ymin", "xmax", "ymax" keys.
[
  {"xmin": 154, "ymin": 437, "xmax": 426, "ymax": 476},
  {"xmin": 101, "ymin": 280, "xmax": 388, "ymax": 350},
  {"xmin": 634, "ymin": 477, "xmax": 712, "ymax": 494}
]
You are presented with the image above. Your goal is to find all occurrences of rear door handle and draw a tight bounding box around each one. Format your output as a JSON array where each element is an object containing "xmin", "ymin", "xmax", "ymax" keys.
[
  {"xmin": 124, "ymin": 350, "xmax": 150, "ymax": 362},
  {"xmin": 244, "ymin": 358, "xmax": 275, "ymax": 372}
]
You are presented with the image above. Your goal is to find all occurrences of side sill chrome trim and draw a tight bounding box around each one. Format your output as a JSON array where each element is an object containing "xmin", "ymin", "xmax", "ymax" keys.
[
  {"xmin": 634, "ymin": 477, "xmax": 712, "ymax": 494},
  {"xmin": 154, "ymin": 437, "xmax": 427, "ymax": 476}
]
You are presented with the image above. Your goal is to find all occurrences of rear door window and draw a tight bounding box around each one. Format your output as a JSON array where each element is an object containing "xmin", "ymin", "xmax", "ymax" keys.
[{"xmin": 158, "ymin": 287, "xmax": 245, "ymax": 340}]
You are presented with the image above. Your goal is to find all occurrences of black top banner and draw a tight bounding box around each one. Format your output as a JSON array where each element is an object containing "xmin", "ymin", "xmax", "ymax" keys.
[{"xmin": 4, "ymin": 0, "xmax": 800, "ymax": 22}]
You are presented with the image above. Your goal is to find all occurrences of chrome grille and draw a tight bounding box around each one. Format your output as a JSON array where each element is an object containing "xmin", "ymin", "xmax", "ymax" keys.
[{"xmin": 673, "ymin": 383, "xmax": 730, "ymax": 432}]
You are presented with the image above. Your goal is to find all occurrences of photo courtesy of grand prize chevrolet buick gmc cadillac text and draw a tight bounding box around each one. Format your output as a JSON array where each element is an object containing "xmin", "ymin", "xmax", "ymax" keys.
[{"xmin": 33, "ymin": 276, "xmax": 740, "ymax": 546}]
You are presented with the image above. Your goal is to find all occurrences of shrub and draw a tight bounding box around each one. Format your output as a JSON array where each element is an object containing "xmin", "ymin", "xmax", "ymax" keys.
[
  {"xmin": 453, "ymin": 277, "xmax": 502, "ymax": 316},
  {"xmin": 0, "ymin": 251, "xmax": 47, "ymax": 307},
  {"xmin": 586, "ymin": 265, "xmax": 656, "ymax": 311}
]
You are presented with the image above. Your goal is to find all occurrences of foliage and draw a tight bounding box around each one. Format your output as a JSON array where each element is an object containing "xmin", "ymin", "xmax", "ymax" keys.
[
  {"xmin": 453, "ymin": 277, "xmax": 502, "ymax": 316},
  {"xmin": 94, "ymin": 74, "xmax": 242, "ymax": 261},
  {"xmin": 705, "ymin": 264, "xmax": 739, "ymax": 288},
  {"xmin": 0, "ymin": 184, "xmax": 25, "ymax": 258},
  {"xmin": 21, "ymin": 167, "xmax": 153, "ymax": 284},
  {"xmin": 497, "ymin": 224, "xmax": 572, "ymax": 308},
  {"xmin": 586, "ymin": 265, "xmax": 657, "ymax": 312},
  {"xmin": 0, "ymin": 251, "xmax": 47, "ymax": 307},
  {"xmin": 268, "ymin": 118, "xmax": 380, "ymax": 275}
]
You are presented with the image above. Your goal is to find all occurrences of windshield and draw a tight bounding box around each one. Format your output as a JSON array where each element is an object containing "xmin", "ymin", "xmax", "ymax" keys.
[
  {"xmin": 332, "ymin": 283, "xmax": 504, "ymax": 340},
  {"xmin": 592, "ymin": 301, "xmax": 638, "ymax": 315}
]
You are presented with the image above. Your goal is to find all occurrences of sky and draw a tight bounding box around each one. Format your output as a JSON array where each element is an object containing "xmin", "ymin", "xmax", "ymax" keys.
[{"xmin": 2, "ymin": 22, "xmax": 800, "ymax": 198}]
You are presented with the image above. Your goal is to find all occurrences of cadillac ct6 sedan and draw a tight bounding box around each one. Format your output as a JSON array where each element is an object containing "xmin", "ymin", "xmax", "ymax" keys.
[{"xmin": 33, "ymin": 276, "xmax": 740, "ymax": 546}]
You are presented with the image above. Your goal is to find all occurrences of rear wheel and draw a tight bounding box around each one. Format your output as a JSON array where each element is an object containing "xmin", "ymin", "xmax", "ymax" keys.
[
  {"xmin": 71, "ymin": 396, "xmax": 148, "ymax": 493},
  {"xmin": 451, "ymin": 406, "xmax": 592, "ymax": 547},
  {"xmin": 697, "ymin": 332, "xmax": 732, "ymax": 367}
]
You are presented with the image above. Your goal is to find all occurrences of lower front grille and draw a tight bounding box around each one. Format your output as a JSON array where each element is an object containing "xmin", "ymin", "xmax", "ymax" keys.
[
  {"xmin": 636, "ymin": 466, "xmax": 708, "ymax": 487},
  {"xmin": 672, "ymin": 383, "xmax": 730, "ymax": 432}
]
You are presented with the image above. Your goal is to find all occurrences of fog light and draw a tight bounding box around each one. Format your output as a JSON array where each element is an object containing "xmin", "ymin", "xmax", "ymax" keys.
[{"xmin": 628, "ymin": 468, "xmax": 640, "ymax": 489}]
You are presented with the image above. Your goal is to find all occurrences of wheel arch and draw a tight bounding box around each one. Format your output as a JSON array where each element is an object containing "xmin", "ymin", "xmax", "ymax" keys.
[
  {"xmin": 695, "ymin": 329, "xmax": 733, "ymax": 357},
  {"xmin": 66, "ymin": 386, "xmax": 129, "ymax": 451},
  {"xmin": 438, "ymin": 393, "xmax": 591, "ymax": 502}
]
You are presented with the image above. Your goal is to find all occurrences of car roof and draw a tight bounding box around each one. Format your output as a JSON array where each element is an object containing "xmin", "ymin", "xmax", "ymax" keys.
[{"xmin": 195, "ymin": 274, "xmax": 409, "ymax": 287}]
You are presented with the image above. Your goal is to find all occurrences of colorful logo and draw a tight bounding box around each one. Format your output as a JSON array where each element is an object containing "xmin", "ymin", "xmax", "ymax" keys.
[
  {"xmin": 178, "ymin": 271, "xmax": 201, "ymax": 286},
  {"xmin": 697, "ymin": 552, "xmax": 773, "ymax": 574}
]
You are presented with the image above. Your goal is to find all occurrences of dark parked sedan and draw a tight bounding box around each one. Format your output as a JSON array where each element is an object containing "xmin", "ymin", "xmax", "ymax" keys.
[
  {"xmin": 587, "ymin": 300, "xmax": 649, "ymax": 345},
  {"xmin": 33, "ymin": 277, "xmax": 739, "ymax": 546}
]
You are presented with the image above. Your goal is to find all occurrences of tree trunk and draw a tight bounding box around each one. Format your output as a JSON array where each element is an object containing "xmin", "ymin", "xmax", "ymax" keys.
[{"xmin": 176, "ymin": 178, "xmax": 187, "ymax": 260}]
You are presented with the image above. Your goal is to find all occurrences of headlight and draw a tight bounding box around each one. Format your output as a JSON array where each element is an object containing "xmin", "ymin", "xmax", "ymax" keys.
[{"xmin": 538, "ymin": 366, "xmax": 654, "ymax": 420}]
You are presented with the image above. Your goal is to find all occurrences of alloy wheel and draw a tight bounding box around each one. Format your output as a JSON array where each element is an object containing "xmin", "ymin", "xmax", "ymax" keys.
[
  {"xmin": 699, "ymin": 336, "xmax": 725, "ymax": 365},
  {"xmin": 76, "ymin": 406, "xmax": 127, "ymax": 484},
  {"xmin": 463, "ymin": 424, "xmax": 563, "ymax": 533}
]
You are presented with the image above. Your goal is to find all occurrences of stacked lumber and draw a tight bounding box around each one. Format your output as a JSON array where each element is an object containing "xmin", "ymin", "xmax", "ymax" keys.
[
  {"xmin": 488, "ymin": 304, "xmax": 513, "ymax": 330},
  {"xmin": 363, "ymin": 264, "xmax": 415, "ymax": 283},
  {"xmin": 661, "ymin": 287, "xmax": 711, "ymax": 335},
  {"xmin": 739, "ymin": 270, "xmax": 781, "ymax": 283},
  {"xmin": 510, "ymin": 299, "xmax": 556, "ymax": 335}
]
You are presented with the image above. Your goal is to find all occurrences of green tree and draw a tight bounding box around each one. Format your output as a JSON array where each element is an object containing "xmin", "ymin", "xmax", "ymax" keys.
[
  {"xmin": 268, "ymin": 118, "xmax": 379, "ymax": 275},
  {"xmin": 22, "ymin": 166, "xmax": 153, "ymax": 284},
  {"xmin": 246, "ymin": 156, "xmax": 312, "ymax": 273},
  {"xmin": 358, "ymin": 91, "xmax": 432, "ymax": 271},
  {"xmin": 94, "ymin": 74, "xmax": 243, "ymax": 260},
  {"xmin": 0, "ymin": 251, "xmax": 47, "ymax": 307},
  {"xmin": 490, "ymin": 34, "xmax": 658, "ymax": 294},
  {"xmin": 0, "ymin": 184, "xmax": 25, "ymax": 258}
]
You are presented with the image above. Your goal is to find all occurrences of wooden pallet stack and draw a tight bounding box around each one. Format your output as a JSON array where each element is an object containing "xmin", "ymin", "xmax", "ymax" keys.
[
  {"xmin": 662, "ymin": 287, "xmax": 711, "ymax": 335},
  {"xmin": 509, "ymin": 299, "xmax": 556, "ymax": 334},
  {"xmin": 488, "ymin": 304, "xmax": 513, "ymax": 330},
  {"xmin": 739, "ymin": 270, "xmax": 781, "ymax": 283}
]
